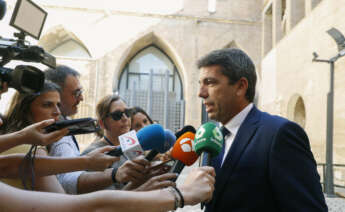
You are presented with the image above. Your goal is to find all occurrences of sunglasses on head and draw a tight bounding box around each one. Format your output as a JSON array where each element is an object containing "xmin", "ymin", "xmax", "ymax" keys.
[{"xmin": 109, "ymin": 109, "xmax": 132, "ymax": 121}]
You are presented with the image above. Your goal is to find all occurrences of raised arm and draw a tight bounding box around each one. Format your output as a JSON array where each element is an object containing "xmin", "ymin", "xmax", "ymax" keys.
[
  {"xmin": 0, "ymin": 120, "xmax": 68, "ymax": 153},
  {"xmin": 77, "ymin": 155, "xmax": 150, "ymax": 194},
  {"xmin": 0, "ymin": 146, "xmax": 119, "ymax": 178},
  {"xmin": 0, "ymin": 166, "xmax": 215, "ymax": 212}
]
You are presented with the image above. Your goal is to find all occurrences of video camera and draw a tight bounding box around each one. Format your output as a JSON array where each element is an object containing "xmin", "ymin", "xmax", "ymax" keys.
[{"xmin": 0, "ymin": 0, "xmax": 55, "ymax": 93}]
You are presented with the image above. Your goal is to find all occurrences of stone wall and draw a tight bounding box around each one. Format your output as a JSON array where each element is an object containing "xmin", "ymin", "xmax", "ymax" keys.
[{"xmin": 260, "ymin": 0, "xmax": 345, "ymax": 178}]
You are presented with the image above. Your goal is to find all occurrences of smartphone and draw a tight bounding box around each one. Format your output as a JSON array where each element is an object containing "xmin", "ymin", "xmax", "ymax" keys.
[
  {"xmin": 149, "ymin": 159, "xmax": 175, "ymax": 170},
  {"xmin": 44, "ymin": 118, "xmax": 100, "ymax": 136}
]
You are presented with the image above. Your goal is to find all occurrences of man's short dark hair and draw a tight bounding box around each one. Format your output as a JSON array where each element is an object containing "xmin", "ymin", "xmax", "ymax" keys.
[
  {"xmin": 45, "ymin": 65, "xmax": 80, "ymax": 88},
  {"xmin": 197, "ymin": 48, "xmax": 257, "ymax": 102}
]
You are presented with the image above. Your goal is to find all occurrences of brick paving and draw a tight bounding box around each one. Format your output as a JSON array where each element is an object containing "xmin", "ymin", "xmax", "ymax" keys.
[{"xmin": 325, "ymin": 197, "xmax": 345, "ymax": 212}]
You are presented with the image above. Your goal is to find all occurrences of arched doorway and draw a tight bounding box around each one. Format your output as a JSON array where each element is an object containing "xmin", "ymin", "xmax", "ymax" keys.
[
  {"xmin": 294, "ymin": 97, "xmax": 306, "ymax": 128},
  {"xmin": 118, "ymin": 45, "xmax": 184, "ymax": 131},
  {"xmin": 288, "ymin": 94, "xmax": 306, "ymax": 129}
]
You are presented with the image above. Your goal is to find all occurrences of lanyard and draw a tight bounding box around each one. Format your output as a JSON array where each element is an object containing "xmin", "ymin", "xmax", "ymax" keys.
[{"xmin": 104, "ymin": 136, "xmax": 114, "ymax": 146}]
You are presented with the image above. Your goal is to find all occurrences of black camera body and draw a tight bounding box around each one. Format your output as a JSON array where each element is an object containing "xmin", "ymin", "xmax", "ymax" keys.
[
  {"xmin": 0, "ymin": 65, "xmax": 44, "ymax": 93},
  {"xmin": 0, "ymin": 0, "xmax": 56, "ymax": 93},
  {"xmin": 44, "ymin": 118, "xmax": 100, "ymax": 136}
]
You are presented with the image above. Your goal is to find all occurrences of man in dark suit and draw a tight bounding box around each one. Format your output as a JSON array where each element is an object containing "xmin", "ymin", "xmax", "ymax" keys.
[{"xmin": 198, "ymin": 48, "xmax": 327, "ymax": 212}]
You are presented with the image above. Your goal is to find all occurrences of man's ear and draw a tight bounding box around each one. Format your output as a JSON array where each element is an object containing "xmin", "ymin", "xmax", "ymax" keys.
[{"xmin": 236, "ymin": 77, "xmax": 249, "ymax": 97}]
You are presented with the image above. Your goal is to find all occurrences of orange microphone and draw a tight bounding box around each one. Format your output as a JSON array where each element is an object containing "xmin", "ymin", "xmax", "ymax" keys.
[{"xmin": 169, "ymin": 132, "xmax": 199, "ymax": 179}]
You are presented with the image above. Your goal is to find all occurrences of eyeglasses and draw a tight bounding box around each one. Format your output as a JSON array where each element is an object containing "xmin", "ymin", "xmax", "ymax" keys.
[
  {"xmin": 73, "ymin": 89, "xmax": 83, "ymax": 99},
  {"xmin": 109, "ymin": 109, "xmax": 132, "ymax": 121}
]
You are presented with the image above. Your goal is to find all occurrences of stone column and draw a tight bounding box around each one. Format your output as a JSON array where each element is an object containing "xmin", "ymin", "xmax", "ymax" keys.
[{"xmin": 273, "ymin": 0, "xmax": 283, "ymax": 46}]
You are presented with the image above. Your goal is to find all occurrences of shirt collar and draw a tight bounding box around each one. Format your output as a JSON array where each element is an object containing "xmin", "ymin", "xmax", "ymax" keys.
[{"xmin": 223, "ymin": 103, "xmax": 253, "ymax": 136}]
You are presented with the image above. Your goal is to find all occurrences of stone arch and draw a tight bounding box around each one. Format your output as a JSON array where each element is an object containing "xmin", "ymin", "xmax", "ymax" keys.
[
  {"xmin": 115, "ymin": 33, "xmax": 186, "ymax": 130},
  {"xmin": 287, "ymin": 94, "xmax": 306, "ymax": 128},
  {"xmin": 113, "ymin": 32, "xmax": 186, "ymax": 94},
  {"xmin": 38, "ymin": 25, "xmax": 92, "ymax": 57}
]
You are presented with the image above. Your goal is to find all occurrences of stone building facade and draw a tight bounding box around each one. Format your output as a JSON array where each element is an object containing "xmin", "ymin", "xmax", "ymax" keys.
[
  {"xmin": 2, "ymin": 0, "xmax": 345, "ymax": 185},
  {"xmin": 260, "ymin": 0, "xmax": 345, "ymax": 186},
  {"xmin": 1, "ymin": 0, "xmax": 262, "ymax": 148}
]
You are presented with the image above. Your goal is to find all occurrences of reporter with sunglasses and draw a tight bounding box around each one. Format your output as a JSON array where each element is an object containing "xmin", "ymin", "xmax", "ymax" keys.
[
  {"xmin": 45, "ymin": 66, "xmax": 175, "ymax": 194},
  {"xmin": 0, "ymin": 72, "xmax": 216, "ymax": 212},
  {"xmin": 82, "ymin": 94, "xmax": 177, "ymax": 191}
]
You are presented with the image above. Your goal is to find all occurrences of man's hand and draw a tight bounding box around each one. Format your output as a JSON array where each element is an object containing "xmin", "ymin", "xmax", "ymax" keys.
[
  {"xmin": 178, "ymin": 166, "xmax": 215, "ymax": 205},
  {"xmin": 115, "ymin": 155, "xmax": 150, "ymax": 184},
  {"xmin": 85, "ymin": 146, "xmax": 120, "ymax": 171},
  {"xmin": 17, "ymin": 119, "xmax": 69, "ymax": 146}
]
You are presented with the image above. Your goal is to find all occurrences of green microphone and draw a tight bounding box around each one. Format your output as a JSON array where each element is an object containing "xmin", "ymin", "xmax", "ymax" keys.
[{"xmin": 194, "ymin": 122, "xmax": 224, "ymax": 166}]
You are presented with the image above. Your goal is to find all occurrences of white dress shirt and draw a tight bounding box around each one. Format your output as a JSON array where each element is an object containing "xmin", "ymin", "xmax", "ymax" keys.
[{"xmin": 221, "ymin": 103, "xmax": 253, "ymax": 166}]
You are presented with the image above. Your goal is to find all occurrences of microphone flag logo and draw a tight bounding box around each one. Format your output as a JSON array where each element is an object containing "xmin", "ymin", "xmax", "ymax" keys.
[
  {"xmin": 195, "ymin": 126, "xmax": 205, "ymax": 139},
  {"xmin": 119, "ymin": 130, "xmax": 144, "ymax": 160},
  {"xmin": 180, "ymin": 138, "xmax": 193, "ymax": 152},
  {"xmin": 123, "ymin": 136, "xmax": 136, "ymax": 146},
  {"xmin": 212, "ymin": 127, "xmax": 223, "ymax": 142}
]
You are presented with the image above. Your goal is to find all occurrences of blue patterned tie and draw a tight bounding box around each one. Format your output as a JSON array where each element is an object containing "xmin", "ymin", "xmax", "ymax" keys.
[{"xmin": 213, "ymin": 126, "xmax": 230, "ymax": 173}]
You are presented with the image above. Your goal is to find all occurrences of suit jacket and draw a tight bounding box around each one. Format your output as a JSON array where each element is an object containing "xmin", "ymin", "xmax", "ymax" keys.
[{"xmin": 205, "ymin": 106, "xmax": 327, "ymax": 212}]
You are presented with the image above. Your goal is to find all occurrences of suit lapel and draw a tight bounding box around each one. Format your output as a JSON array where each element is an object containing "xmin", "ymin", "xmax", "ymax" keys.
[{"xmin": 212, "ymin": 106, "xmax": 260, "ymax": 206}]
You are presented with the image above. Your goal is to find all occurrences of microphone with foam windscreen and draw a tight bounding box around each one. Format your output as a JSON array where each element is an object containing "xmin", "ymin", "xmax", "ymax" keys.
[
  {"xmin": 175, "ymin": 125, "xmax": 196, "ymax": 139},
  {"xmin": 169, "ymin": 131, "xmax": 199, "ymax": 181},
  {"xmin": 194, "ymin": 122, "xmax": 223, "ymax": 166},
  {"xmin": 146, "ymin": 125, "xmax": 195, "ymax": 161},
  {"xmin": 167, "ymin": 125, "xmax": 196, "ymax": 164},
  {"xmin": 193, "ymin": 122, "xmax": 224, "ymax": 209},
  {"xmin": 145, "ymin": 129, "xmax": 176, "ymax": 161},
  {"xmin": 0, "ymin": 0, "xmax": 6, "ymax": 20},
  {"xmin": 107, "ymin": 124, "xmax": 169, "ymax": 158},
  {"xmin": 137, "ymin": 124, "xmax": 165, "ymax": 152}
]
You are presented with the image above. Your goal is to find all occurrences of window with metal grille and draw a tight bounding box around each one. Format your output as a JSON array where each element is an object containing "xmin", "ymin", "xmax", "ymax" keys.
[{"xmin": 118, "ymin": 45, "xmax": 184, "ymax": 131}]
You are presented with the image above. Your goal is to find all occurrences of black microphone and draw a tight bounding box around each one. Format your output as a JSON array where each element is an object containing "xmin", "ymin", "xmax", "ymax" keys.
[
  {"xmin": 145, "ymin": 149, "xmax": 159, "ymax": 161},
  {"xmin": 0, "ymin": 0, "xmax": 6, "ymax": 20},
  {"xmin": 175, "ymin": 125, "xmax": 196, "ymax": 139},
  {"xmin": 107, "ymin": 146, "xmax": 123, "ymax": 157},
  {"xmin": 169, "ymin": 160, "xmax": 185, "ymax": 177}
]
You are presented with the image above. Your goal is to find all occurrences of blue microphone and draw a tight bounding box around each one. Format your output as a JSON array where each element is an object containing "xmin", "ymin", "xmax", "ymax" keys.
[
  {"xmin": 143, "ymin": 127, "xmax": 176, "ymax": 161},
  {"xmin": 107, "ymin": 124, "xmax": 174, "ymax": 159},
  {"xmin": 137, "ymin": 124, "xmax": 165, "ymax": 152},
  {"xmin": 163, "ymin": 129, "xmax": 177, "ymax": 152}
]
